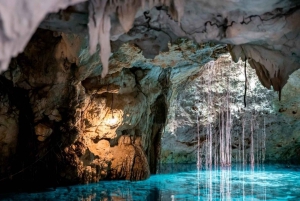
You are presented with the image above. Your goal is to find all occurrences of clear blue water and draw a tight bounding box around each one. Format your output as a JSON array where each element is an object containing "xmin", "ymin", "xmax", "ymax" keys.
[{"xmin": 1, "ymin": 164, "xmax": 300, "ymax": 201}]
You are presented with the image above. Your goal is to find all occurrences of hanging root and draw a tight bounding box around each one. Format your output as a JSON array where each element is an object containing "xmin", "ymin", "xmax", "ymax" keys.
[{"xmin": 244, "ymin": 59, "xmax": 247, "ymax": 107}]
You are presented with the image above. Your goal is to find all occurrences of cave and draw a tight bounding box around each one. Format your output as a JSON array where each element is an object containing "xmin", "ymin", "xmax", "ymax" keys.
[{"xmin": 1, "ymin": 0, "xmax": 300, "ymax": 200}]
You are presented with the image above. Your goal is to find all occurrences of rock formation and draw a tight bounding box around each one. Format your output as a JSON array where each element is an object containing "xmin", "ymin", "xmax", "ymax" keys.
[
  {"xmin": 0, "ymin": 0, "xmax": 300, "ymax": 191},
  {"xmin": 161, "ymin": 54, "xmax": 300, "ymax": 165},
  {"xmin": 0, "ymin": 28, "xmax": 224, "ymax": 189},
  {"xmin": 1, "ymin": 0, "xmax": 300, "ymax": 92}
]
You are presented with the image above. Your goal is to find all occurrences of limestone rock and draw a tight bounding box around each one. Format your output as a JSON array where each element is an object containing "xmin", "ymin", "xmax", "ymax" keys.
[
  {"xmin": 0, "ymin": 28, "xmax": 221, "ymax": 189},
  {"xmin": 0, "ymin": 0, "xmax": 86, "ymax": 72},
  {"xmin": 161, "ymin": 54, "xmax": 300, "ymax": 164},
  {"xmin": 1, "ymin": 0, "xmax": 300, "ymax": 93},
  {"xmin": 0, "ymin": 93, "xmax": 19, "ymax": 174},
  {"xmin": 110, "ymin": 135, "xmax": 150, "ymax": 181},
  {"xmin": 35, "ymin": 123, "xmax": 53, "ymax": 141}
]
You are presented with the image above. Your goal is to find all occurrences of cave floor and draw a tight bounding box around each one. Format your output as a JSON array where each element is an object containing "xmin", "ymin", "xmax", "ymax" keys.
[{"xmin": 1, "ymin": 163, "xmax": 300, "ymax": 200}]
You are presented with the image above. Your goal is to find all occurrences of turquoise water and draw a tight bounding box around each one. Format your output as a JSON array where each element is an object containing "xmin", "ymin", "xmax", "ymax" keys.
[{"xmin": 1, "ymin": 164, "xmax": 300, "ymax": 200}]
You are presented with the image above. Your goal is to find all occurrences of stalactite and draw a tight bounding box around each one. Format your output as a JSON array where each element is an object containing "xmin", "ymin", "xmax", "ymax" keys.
[
  {"xmin": 148, "ymin": 0, "xmax": 153, "ymax": 10},
  {"xmin": 162, "ymin": 0, "xmax": 171, "ymax": 7},
  {"xmin": 88, "ymin": 0, "xmax": 111, "ymax": 78},
  {"xmin": 87, "ymin": 0, "xmax": 185, "ymax": 78},
  {"xmin": 99, "ymin": 13, "xmax": 111, "ymax": 78},
  {"xmin": 174, "ymin": 0, "xmax": 185, "ymax": 24},
  {"xmin": 117, "ymin": 1, "xmax": 140, "ymax": 33},
  {"xmin": 88, "ymin": 0, "xmax": 107, "ymax": 54}
]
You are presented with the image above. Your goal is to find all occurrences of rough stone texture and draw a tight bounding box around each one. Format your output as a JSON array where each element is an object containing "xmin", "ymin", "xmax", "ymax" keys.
[
  {"xmin": 161, "ymin": 54, "xmax": 300, "ymax": 165},
  {"xmin": 0, "ymin": 87, "xmax": 19, "ymax": 175},
  {"xmin": 0, "ymin": 0, "xmax": 300, "ymax": 189},
  {"xmin": 0, "ymin": 0, "xmax": 87, "ymax": 72},
  {"xmin": 1, "ymin": 0, "xmax": 300, "ymax": 92},
  {"xmin": 0, "ymin": 29, "xmax": 222, "ymax": 189},
  {"xmin": 271, "ymin": 69, "xmax": 300, "ymax": 162}
]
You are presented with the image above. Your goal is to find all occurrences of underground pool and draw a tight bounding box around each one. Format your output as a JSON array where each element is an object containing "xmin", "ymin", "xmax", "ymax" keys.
[{"xmin": 1, "ymin": 163, "xmax": 300, "ymax": 201}]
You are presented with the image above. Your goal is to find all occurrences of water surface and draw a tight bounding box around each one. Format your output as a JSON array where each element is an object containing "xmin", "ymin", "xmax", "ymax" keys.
[{"xmin": 1, "ymin": 164, "xmax": 300, "ymax": 200}]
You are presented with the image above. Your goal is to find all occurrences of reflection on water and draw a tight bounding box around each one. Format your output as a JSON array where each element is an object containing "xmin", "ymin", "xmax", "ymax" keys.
[{"xmin": 1, "ymin": 164, "xmax": 300, "ymax": 201}]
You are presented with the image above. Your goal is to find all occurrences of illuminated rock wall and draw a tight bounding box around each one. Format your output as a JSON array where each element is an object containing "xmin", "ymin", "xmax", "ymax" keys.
[
  {"xmin": 0, "ymin": 0, "xmax": 300, "ymax": 187},
  {"xmin": 161, "ymin": 54, "xmax": 300, "ymax": 165},
  {"xmin": 0, "ymin": 29, "xmax": 222, "ymax": 189}
]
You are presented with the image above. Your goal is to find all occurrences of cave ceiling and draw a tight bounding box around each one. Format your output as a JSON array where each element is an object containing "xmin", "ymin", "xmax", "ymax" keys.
[{"xmin": 1, "ymin": 0, "xmax": 300, "ymax": 94}]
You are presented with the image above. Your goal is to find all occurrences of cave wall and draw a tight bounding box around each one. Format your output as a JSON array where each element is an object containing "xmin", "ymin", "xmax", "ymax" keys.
[
  {"xmin": 0, "ymin": 30, "xmax": 223, "ymax": 189},
  {"xmin": 0, "ymin": 27, "xmax": 299, "ymax": 191},
  {"xmin": 161, "ymin": 54, "xmax": 300, "ymax": 165},
  {"xmin": 0, "ymin": 0, "xmax": 299, "ymax": 192},
  {"xmin": 0, "ymin": 0, "xmax": 87, "ymax": 72}
]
